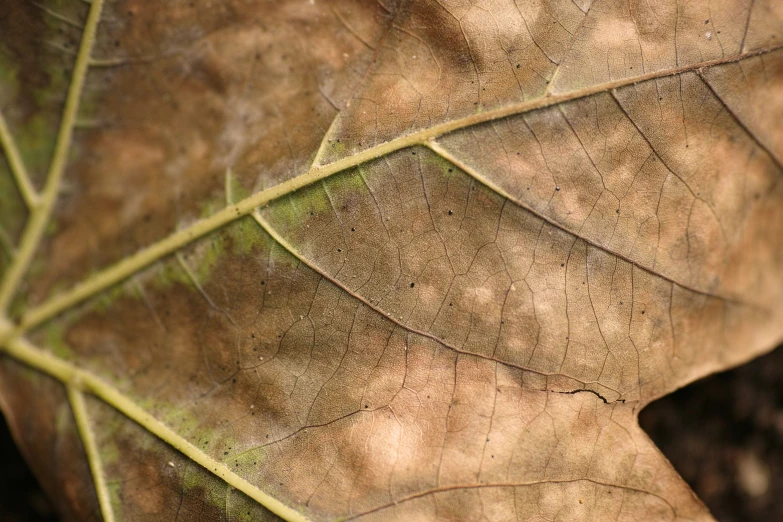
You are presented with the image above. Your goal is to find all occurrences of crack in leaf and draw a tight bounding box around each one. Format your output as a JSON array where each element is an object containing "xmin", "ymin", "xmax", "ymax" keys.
[{"xmin": 251, "ymin": 209, "xmax": 623, "ymax": 397}]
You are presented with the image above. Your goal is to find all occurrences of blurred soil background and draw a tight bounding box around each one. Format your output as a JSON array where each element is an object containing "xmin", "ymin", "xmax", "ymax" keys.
[
  {"xmin": 0, "ymin": 346, "xmax": 781, "ymax": 522},
  {"xmin": 639, "ymin": 346, "xmax": 783, "ymax": 521}
]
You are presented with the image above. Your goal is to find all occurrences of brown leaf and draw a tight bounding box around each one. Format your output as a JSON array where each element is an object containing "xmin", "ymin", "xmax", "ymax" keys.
[{"xmin": 1, "ymin": 0, "xmax": 782, "ymax": 520}]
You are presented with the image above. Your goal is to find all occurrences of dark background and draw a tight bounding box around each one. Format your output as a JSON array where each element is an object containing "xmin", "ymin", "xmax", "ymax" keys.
[{"xmin": 1, "ymin": 347, "xmax": 781, "ymax": 522}]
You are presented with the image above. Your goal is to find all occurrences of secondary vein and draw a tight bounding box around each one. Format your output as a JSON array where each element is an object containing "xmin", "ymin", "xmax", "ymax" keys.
[
  {"xmin": 15, "ymin": 44, "xmax": 782, "ymax": 335},
  {"xmin": 0, "ymin": 0, "xmax": 105, "ymax": 314}
]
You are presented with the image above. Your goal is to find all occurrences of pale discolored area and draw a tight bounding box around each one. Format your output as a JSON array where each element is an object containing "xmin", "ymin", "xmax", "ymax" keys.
[
  {"xmin": 439, "ymin": 68, "xmax": 783, "ymax": 305},
  {"xmin": 23, "ymin": 0, "xmax": 394, "ymax": 306},
  {"xmin": 319, "ymin": 0, "xmax": 590, "ymax": 163},
  {"xmin": 0, "ymin": 358, "xmax": 102, "ymax": 522},
  {"xmin": 261, "ymin": 146, "xmax": 779, "ymax": 404},
  {"xmin": 85, "ymin": 397, "xmax": 284, "ymax": 522},
  {"xmin": 548, "ymin": 0, "xmax": 775, "ymax": 94},
  {"xmin": 322, "ymin": 0, "xmax": 783, "ymax": 166},
  {"xmin": 742, "ymin": 0, "xmax": 783, "ymax": 51},
  {"xmin": 701, "ymin": 48, "xmax": 783, "ymax": 167},
  {"xmin": 32, "ymin": 221, "xmax": 708, "ymax": 520},
  {"xmin": 608, "ymin": 71, "xmax": 783, "ymax": 305}
]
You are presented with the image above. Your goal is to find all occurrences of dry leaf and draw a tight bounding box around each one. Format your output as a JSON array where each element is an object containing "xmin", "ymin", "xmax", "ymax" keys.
[{"xmin": 1, "ymin": 1, "xmax": 782, "ymax": 521}]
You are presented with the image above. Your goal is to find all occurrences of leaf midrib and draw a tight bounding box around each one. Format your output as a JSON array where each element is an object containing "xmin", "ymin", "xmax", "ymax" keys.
[
  {"xmin": 1, "ymin": 335, "xmax": 311, "ymax": 522},
  {"xmin": 10, "ymin": 43, "xmax": 781, "ymax": 342}
]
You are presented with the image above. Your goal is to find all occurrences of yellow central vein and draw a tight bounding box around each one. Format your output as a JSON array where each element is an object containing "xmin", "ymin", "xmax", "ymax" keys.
[
  {"xmin": 3, "ymin": 336, "xmax": 311, "ymax": 522},
  {"xmin": 15, "ymin": 44, "xmax": 782, "ymax": 335},
  {"xmin": 0, "ymin": 0, "xmax": 104, "ymax": 313}
]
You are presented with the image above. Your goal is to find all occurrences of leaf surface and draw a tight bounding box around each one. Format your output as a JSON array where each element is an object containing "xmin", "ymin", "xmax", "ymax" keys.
[{"xmin": 1, "ymin": 1, "xmax": 782, "ymax": 521}]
